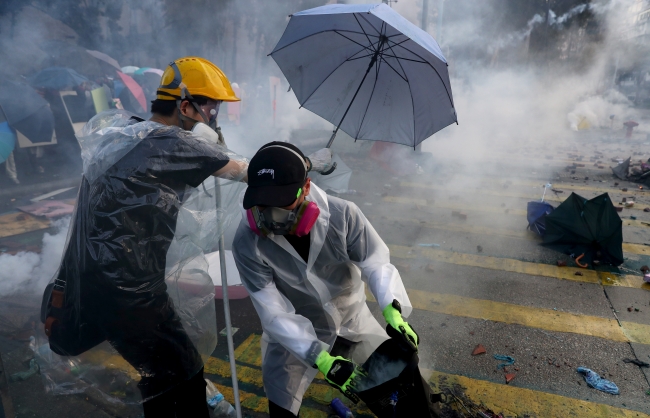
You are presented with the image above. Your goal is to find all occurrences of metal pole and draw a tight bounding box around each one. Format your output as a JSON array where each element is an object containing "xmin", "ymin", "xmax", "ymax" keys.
[
  {"xmin": 215, "ymin": 179, "xmax": 241, "ymax": 418},
  {"xmin": 421, "ymin": 0, "xmax": 429, "ymax": 32}
]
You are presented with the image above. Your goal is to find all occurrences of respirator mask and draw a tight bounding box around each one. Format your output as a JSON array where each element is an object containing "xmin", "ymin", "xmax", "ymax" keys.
[{"xmin": 247, "ymin": 200, "xmax": 320, "ymax": 237}]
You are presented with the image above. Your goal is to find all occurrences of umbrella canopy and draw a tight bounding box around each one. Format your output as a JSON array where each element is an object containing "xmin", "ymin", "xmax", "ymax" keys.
[
  {"xmin": 270, "ymin": 3, "xmax": 456, "ymax": 148},
  {"xmin": 121, "ymin": 66, "xmax": 140, "ymax": 74},
  {"xmin": 86, "ymin": 50, "xmax": 120, "ymax": 70},
  {"xmin": 0, "ymin": 81, "xmax": 55, "ymax": 144},
  {"xmin": 116, "ymin": 72, "xmax": 147, "ymax": 113},
  {"xmin": 542, "ymin": 193, "xmax": 623, "ymax": 266},
  {"xmin": 0, "ymin": 122, "xmax": 16, "ymax": 163},
  {"xmin": 527, "ymin": 201, "xmax": 554, "ymax": 237},
  {"xmin": 134, "ymin": 67, "xmax": 164, "ymax": 76},
  {"xmin": 29, "ymin": 67, "xmax": 88, "ymax": 90}
]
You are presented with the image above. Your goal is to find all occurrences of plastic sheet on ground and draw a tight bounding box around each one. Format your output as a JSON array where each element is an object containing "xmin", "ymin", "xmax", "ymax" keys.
[{"xmin": 36, "ymin": 110, "xmax": 247, "ymax": 404}]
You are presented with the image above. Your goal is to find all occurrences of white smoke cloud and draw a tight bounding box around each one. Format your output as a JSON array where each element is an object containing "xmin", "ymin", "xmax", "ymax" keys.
[{"xmin": 0, "ymin": 217, "xmax": 70, "ymax": 297}]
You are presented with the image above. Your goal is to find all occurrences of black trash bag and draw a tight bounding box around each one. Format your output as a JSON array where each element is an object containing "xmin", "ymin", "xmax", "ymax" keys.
[{"xmin": 356, "ymin": 337, "xmax": 441, "ymax": 418}]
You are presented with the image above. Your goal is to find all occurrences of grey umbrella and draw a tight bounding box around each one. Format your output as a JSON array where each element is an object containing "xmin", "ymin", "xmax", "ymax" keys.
[{"xmin": 270, "ymin": 3, "xmax": 457, "ymax": 149}]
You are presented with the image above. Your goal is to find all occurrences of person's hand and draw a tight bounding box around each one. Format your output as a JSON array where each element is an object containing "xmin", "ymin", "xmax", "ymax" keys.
[
  {"xmin": 306, "ymin": 148, "xmax": 334, "ymax": 174},
  {"xmin": 383, "ymin": 299, "xmax": 419, "ymax": 352},
  {"xmin": 314, "ymin": 351, "xmax": 364, "ymax": 403}
]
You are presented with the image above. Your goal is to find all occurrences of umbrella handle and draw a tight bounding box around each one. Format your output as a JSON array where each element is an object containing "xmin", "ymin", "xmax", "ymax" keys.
[{"xmin": 575, "ymin": 253, "xmax": 588, "ymax": 268}]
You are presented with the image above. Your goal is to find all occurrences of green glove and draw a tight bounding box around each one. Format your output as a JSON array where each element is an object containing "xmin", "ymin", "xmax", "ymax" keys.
[
  {"xmin": 383, "ymin": 299, "xmax": 419, "ymax": 352},
  {"xmin": 314, "ymin": 351, "xmax": 363, "ymax": 403}
]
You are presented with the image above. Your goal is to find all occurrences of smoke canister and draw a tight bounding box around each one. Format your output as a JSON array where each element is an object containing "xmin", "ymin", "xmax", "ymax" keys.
[{"xmin": 331, "ymin": 397, "xmax": 354, "ymax": 418}]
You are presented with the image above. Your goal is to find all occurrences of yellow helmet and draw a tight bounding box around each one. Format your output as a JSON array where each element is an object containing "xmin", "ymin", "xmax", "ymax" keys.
[{"xmin": 156, "ymin": 57, "xmax": 240, "ymax": 102}]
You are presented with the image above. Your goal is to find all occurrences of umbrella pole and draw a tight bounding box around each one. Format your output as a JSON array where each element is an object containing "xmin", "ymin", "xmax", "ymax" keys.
[
  {"xmin": 215, "ymin": 179, "xmax": 242, "ymax": 418},
  {"xmin": 326, "ymin": 38, "xmax": 386, "ymax": 149}
]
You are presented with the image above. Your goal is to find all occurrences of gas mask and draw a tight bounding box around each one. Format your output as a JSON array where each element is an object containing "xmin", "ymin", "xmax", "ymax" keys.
[{"xmin": 247, "ymin": 201, "xmax": 320, "ymax": 237}]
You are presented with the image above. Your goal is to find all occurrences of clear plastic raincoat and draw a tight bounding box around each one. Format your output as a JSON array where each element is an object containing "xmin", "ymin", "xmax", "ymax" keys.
[
  {"xmin": 38, "ymin": 110, "xmax": 247, "ymax": 403},
  {"xmin": 232, "ymin": 183, "xmax": 411, "ymax": 414}
]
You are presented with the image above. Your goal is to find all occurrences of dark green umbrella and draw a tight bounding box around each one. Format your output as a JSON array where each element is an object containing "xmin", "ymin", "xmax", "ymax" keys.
[{"xmin": 542, "ymin": 193, "xmax": 623, "ymax": 266}]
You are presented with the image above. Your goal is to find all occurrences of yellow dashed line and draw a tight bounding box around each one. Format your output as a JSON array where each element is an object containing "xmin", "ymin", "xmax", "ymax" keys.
[
  {"xmin": 389, "ymin": 244, "xmax": 647, "ymax": 289},
  {"xmin": 0, "ymin": 212, "xmax": 50, "ymax": 238},
  {"xmin": 400, "ymin": 181, "xmax": 650, "ymax": 211}
]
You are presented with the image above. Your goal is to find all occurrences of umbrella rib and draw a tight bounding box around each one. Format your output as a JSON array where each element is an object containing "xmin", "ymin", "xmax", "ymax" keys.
[
  {"xmin": 297, "ymin": 45, "xmax": 375, "ymax": 109},
  {"xmin": 385, "ymin": 40, "xmax": 411, "ymax": 82},
  {"xmin": 389, "ymin": 41, "xmax": 455, "ymax": 109},
  {"xmin": 378, "ymin": 56, "xmax": 408, "ymax": 83},
  {"xmin": 334, "ymin": 30, "xmax": 379, "ymax": 54},
  {"xmin": 380, "ymin": 54, "xmax": 427, "ymax": 64},
  {"xmin": 358, "ymin": 13, "xmax": 382, "ymax": 36},
  {"xmin": 353, "ymin": 14, "xmax": 378, "ymax": 51},
  {"xmin": 269, "ymin": 29, "xmax": 376, "ymax": 56},
  {"xmin": 346, "ymin": 53, "xmax": 378, "ymax": 61}
]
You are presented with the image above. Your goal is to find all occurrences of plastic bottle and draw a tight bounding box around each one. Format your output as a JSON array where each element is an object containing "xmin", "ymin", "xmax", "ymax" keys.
[
  {"xmin": 205, "ymin": 379, "xmax": 236, "ymax": 417},
  {"xmin": 331, "ymin": 397, "xmax": 354, "ymax": 418}
]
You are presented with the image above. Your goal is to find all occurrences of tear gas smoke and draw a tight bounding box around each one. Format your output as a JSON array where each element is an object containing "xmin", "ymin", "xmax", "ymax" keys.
[{"xmin": 0, "ymin": 217, "xmax": 70, "ymax": 298}]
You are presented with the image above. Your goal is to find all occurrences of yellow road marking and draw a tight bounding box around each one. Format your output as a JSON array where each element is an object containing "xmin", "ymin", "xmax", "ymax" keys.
[
  {"xmin": 0, "ymin": 212, "xmax": 50, "ymax": 238},
  {"xmin": 234, "ymin": 333, "xmax": 262, "ymax": 367},
  {"xmin": 429, "ymin": 370, "xmax": 650, "ymax": 418},
  {"xmin": 206, "ymin": 357, "xmax": 372, "ymax": 416},
  {"xmin": 400, "ymin": 181, "xmax": 650, "ymax": 211},
  {"xmin": 389, "ymin": 244, "xmax": 648, "ymax": 289}
]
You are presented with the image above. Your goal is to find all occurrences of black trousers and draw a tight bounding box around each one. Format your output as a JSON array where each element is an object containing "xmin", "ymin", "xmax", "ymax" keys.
[
  {"xmin": 99, "ymin": 292, "xmax": 208, "ymax": 418},
  {"xmin": 141, "ymin": 367, "xmax": 209, "ymax": 418},
  {"xmin": 269, "ymin": 400, "xmax": 299, "ymax": 418}
]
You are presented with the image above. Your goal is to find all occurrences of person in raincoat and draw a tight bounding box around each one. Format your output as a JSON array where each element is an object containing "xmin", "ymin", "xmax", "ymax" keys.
[
  {"xmin": 42, "ymin": 57, "xmax": 248, "ymax": 417},
  {"xmin": 232, "ymin": 142, "xmax": 418, "ymax": 417}
]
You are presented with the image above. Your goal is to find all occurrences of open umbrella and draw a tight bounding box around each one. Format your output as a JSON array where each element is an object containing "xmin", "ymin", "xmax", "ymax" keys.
[
  {"xmin": 0, "ymin": 81, "xmax": 55, "ymax": 145},
  {"xmin": 270, "ymin": 3, "xmax": 456, "ymax": 148},
  {"xmin": 86, "ymin": 50, "xmax": 121, "ymax": 71},
  {"xmin": 121, "ymin": 66, "xmax": 140, "ymax": 74},
  {"xmin": 542, "ymin": 193, "xmax": 623, "ymax": 266},
  {"xmin": 29, "ymin": 67, "xmax": 88, "ymax": 91},
  {"xmin": 134, "ymin": 67, "xmax": 164, "ymax": 76},
  {"xmin": 116, "ymin": 72, "xmax": 147, "ymax": 113}
]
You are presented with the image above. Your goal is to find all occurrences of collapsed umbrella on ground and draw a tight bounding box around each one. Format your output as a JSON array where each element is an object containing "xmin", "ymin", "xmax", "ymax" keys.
[
  {"xmin": 542, "ymin": 192, "xmax": 624, "ymax": 267},
  {"xmin": 527, "ymin": 201, "xmax": 554, "ymax": 237},
  {"xmin": 269, "ymin": 3, "xmax": 456, "ymax": 150},
  {"xmin": 0, "ymin": 81, "xmax": 55, "ymax": 147},
  {"xmin": 29, "ymin": 67, "xmax": 88, "ymax": 91},
  {"xmin": 611, "ymin": 157, "xmax": 630, "ymax": 180}
]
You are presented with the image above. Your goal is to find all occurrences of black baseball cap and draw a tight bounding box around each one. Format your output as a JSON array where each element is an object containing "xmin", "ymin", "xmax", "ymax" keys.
[{"xmin": 243, "ymin": 141, "xmax": 309, "ymax": 209}]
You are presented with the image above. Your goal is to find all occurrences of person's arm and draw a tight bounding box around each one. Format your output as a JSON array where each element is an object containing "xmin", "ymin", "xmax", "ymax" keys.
[
  {"xmin": 345, "ymin": 203, "xmax": 412, "ymax": 316},
  {"xmin": 233, "ymin": 238, "xmax": 327, "ymax": 365},
  {"xmin": 213, "ymin": 160, "xmax": 248, "ymax": 183}
]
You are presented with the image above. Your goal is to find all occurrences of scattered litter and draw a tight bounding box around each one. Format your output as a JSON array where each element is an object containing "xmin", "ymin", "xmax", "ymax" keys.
[
  {"xmin": 505, "ymin": 373, "xmax": 516, "ymax": 384},
  {"xmin": 494, "ymin": 354, "xmax": 515, "ymax": 370},
  {"xmin": 625, "ymin": 202, "xmax": 634, "ymax": 208},
  {"xmin": 641, "ymin": 265, "xmax": 649, "ymax": 273},
  {"xmin": 622, "ymin": 188, "xmax": 628, "ymax": 192},
  {"xmin": 219, "ymin": 327, "xmax": 239, "ymax": 337},
  {"xmin": 615, "ymin": 207, "xmax": 623, "ymax": 212},
  {"xmin": 472, "ymin": 344, "xmax": 487, "ymax": 356},
  {"xmin": 10, "ymin": 358, "xmax": 39, "ymax": 382},
  {"xmin": 622, "ymin": 358, "xmax": 649, "ymax": 367},
  {"xmin": 576, "ymin": 367, "xmax": 619, "ymax": 395},
  {"xmin": 331, "ymin": 398, "xmax": 354, "ymax": 418},
  {"xmin": 627, "ymin": 307, "xmax": 633, "ymax": 312},
  {"xmin": 552, "ymin": 189, "xmax": 564, "ymax": 194},
  {"xmin": 557, "ymin": 260, "xmax": 567, "ymax": 267},
  {"xmin": 418, "ymin": 243, "xmax": 440, "ymax": 248},
  {"xmin": 631, "ymin": 216, "xmax": 637, "ymax": 220},
  {"xmin": 477, "ymin": 245, "xmax": 483, "ymax": 253},
  {"xmin": 574, "ymin": 271, "xmax": 583, "ymax": 276},
  {"xmin": 644, "ymin": 208, "xmax": 650, "ymax": 212}
]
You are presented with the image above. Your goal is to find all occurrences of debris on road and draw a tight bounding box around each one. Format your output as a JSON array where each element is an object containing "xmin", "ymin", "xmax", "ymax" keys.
[
  {"xmin": 574, "ymin": 271, "xmax": 583, "ymax": 276},
  {"xmin": 10, "ymin": 358, "xmax": 39, "ymax": 382},
  {"xmin": 477, "ymin": 245, "xmax": 483, "ymax": 253},
  {"xmin": 504, "ymin": 373, "xmax": 516, "ymax": 384},
  {"xmin": 418, "ymin": 243, "xmax": 441, "ymax": 248},
  {"xmin": 494, "ymin": 354, "xmax": 515, "ymax": 370},
  {"xmin": 557, "ymin": 260, "xmax": 567, "ymax": 267},
  {"xmin": 472, "ymin": 344, "xmax": 487, "ymax": 356},
  {"xmin": 622, "ymin": 358, "xmax": 650, "ymax": 368},
  {"xmin": 576, "ymin": 367, "xmax": 620, "ymax": 395}
]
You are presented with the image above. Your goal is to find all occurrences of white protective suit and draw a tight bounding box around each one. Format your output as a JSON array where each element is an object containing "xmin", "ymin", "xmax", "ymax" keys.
[{"xmin": 232, "ymin": 183, "xmax": 412, "ymax": 414}]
